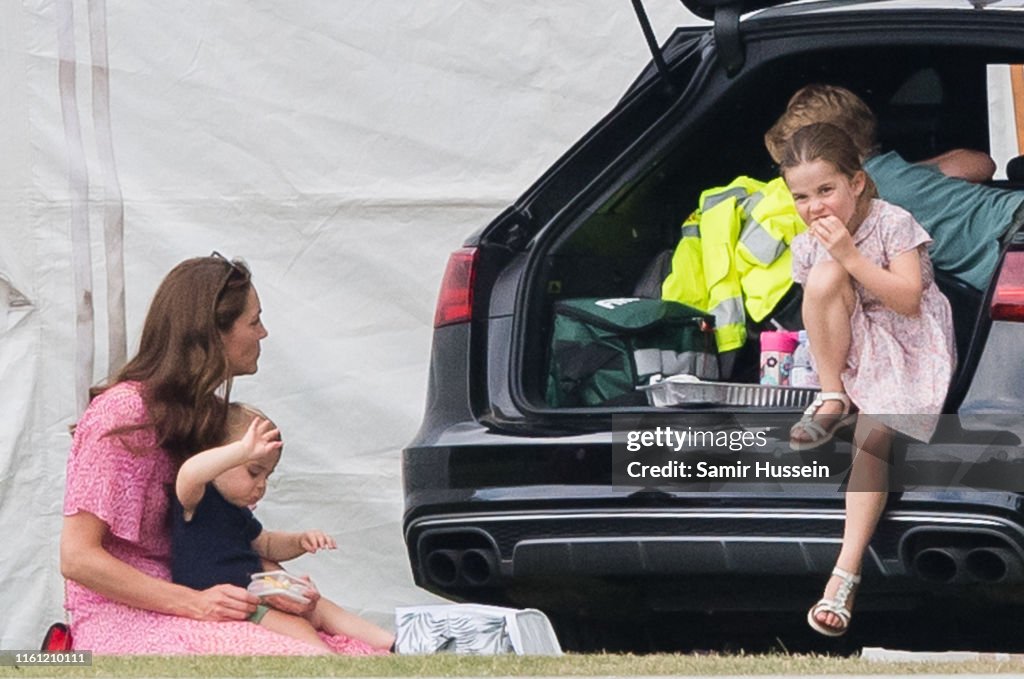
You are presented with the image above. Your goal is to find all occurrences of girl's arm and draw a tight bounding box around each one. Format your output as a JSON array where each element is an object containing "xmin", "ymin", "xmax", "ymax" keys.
[
  {"xmin": 811, "ymin": 215, "xmax": 924, "ymax": 316},
  {"xmin": 841, "ymin": 247, "xmax": 923, "ymax": 316},
  {"xmin": 252, "ymin": 529, "xmax": 336, "ymax": 563},
  {"xmin": 60, "ymin": 511, "xmax": 258, "ymax": 620}
]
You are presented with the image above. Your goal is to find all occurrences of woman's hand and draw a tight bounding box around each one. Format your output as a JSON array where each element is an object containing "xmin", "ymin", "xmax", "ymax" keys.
[
  {"xmin": 189, "ymin": 584, "xmax": 260, "ymax": 621},
  {"xmin": 810, "ymin": 215, "xmax": 858, "ymax": 265}
]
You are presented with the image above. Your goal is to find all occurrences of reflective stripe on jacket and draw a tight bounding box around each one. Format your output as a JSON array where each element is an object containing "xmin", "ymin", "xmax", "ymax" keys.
[{"xmin": 661, "ymin": 176, "xmax": 804, "ymax": 352}]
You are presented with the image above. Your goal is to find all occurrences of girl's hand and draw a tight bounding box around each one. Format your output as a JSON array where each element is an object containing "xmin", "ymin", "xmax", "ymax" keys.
[
  {"xmin": 299, "ymin": 530, "xmax": 337, "ymax": 553},
  {"xmin": 810, "ymin": 215, "xmax": 857, "ymax": 264},
  {"xmin": 240, "ymin": 417, "xmax": 283, "ymax": 463},
  {"xmin": 190, "ymin": 584, "xmax": 259, "ymax": 621}
]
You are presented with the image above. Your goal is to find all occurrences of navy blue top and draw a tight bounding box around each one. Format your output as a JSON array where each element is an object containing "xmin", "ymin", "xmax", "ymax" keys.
[{"xmin": 171, "ymin": 483, "xmax": 263, "ymax": 590}]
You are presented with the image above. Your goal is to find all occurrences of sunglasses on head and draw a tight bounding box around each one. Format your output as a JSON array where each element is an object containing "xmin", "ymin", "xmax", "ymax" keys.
[
  {"xmin": 210, "ymin": 252, "xmax": 251, "ymax": 323},
  {"xmin": 210, "ymin": 250, "xmax": 248, "ymax": 278}
]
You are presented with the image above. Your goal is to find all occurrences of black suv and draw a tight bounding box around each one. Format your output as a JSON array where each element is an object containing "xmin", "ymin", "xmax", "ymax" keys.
[{"xmin": 403, "ymin": 0, "xmax": 1024, "ymax": 651}]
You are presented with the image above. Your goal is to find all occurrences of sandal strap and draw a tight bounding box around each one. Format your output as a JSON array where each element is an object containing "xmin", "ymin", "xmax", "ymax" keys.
[
  {"xmin": 808, "ymin": 567, "xmax": 861, "ymax": 636},
  {"xmin": 829, "ymin": 567, "xmax": 861, "ymax": 608},
  {"xmin": 803, "ymin": 391, "xmax": 851, "ymax": 416},
  {"xmin": 792, "ymin": 418, "xmax": 828, "ymax": 439},
  {"xmin": 832, "ymin": 566, "xmax": 861, "ymax": 584},
  {"xmin": 811, "ymin": 598, "xmax": 851, "ymax": 625}
]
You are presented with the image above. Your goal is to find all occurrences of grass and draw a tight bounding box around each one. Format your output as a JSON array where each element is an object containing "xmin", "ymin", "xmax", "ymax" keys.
[{"xmin": 3, "ymin": 653, "xmax": 1024, "ymax": 678}]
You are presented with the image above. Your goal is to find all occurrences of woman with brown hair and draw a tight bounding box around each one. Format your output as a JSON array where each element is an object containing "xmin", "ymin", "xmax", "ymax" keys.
[{"xmin": 59, "ymin": 254, "xmax": 383, "ymax": 655}]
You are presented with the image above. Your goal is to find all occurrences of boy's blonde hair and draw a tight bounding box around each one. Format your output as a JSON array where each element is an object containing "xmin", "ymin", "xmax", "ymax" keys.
[
  {"xmin": 765, "ymin": 84, "xmax": 878, "ymax": 163},
  {"xmin": 224, "ymin": 402, "xmax": 278, "ymax": 444}
]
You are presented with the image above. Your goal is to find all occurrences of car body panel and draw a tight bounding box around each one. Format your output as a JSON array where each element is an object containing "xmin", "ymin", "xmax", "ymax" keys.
[{"xmin": 404, "ymin": 0, "xmax": 1024, "ymax": 645}]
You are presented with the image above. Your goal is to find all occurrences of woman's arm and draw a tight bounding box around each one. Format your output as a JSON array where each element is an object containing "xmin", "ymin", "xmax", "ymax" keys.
[{"xmin": 61, "ymin": 511, "xmax": 258, "ymax": 621}]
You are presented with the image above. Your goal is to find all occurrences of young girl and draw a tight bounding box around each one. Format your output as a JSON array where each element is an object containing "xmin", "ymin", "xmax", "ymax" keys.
[
  {"xmin": 171, "ymin": 403, "xmax": 396, "ymax": 653},
  {"xmin": 781, "ymin": 123, "xmax": 956, "ymax": 637}
]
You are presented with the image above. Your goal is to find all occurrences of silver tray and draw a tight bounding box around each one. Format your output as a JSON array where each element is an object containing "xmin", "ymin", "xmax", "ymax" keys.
[{"xmin": 640, "ymin": 377, "xmax": 818, "ymax": 409}]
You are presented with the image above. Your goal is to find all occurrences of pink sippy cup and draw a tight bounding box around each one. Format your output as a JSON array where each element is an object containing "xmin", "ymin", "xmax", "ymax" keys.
[{"xmin": 759, "ymin": 330, "xmax": 800, "ymax": 386}]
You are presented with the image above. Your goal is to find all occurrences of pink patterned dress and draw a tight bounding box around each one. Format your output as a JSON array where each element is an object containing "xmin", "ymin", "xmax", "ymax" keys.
[
  {"xmin": 63, "ymin": 381, "xmax": 385, "ymax": 655},
  {"xmin": 791, "ymin": 199, "xmax": 956, "ymax": 442}
]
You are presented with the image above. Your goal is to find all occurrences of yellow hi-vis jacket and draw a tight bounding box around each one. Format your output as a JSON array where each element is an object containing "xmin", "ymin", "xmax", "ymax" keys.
[{"xmin": 661, "ymin": 176, "xmax": 805, "ymax": 352}]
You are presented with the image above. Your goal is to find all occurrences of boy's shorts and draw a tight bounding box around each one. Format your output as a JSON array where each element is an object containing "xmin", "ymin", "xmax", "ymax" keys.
[{"xmin": 249, "ymin": 604, "xmax": 270, "ymax": 624}]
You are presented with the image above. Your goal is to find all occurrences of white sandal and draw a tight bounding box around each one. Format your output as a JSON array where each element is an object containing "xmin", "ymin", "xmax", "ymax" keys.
[
  {"xmin": 789, "ymin": 391, "xmax": 855, "ymax": 451},
  {"xmin": 807, "ymin": 566, "xmax": 861, "ymax": 637}
]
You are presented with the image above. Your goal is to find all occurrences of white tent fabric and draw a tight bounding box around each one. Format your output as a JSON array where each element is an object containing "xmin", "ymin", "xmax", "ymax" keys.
[
  {"xmin": 988, "ymin": 65, "xmax": 1024, "ymax": 179},
  {"xmin": 0, "ymin": 0, "xmax": 698, "ymax": 650}
]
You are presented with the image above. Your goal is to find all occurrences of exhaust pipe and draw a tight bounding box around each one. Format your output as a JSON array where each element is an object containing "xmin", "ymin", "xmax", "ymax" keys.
[
  {"xmin": 965, "ymin": 547, "xmax": 1024, "ymax": 583},
  {"xmin": 424, "ymin": 549, "xmax": 462, "ymax": 587},
  {"xmin": 912, "ymin": 546, "xmax": 965, "ymax": 583},
  {"xmin": 461, "ymin": 548, "xmax": 498, "ymax": 586}
]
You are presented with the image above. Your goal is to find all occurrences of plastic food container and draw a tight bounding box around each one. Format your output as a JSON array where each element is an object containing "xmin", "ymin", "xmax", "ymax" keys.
[
  {"xmin": 247, "ymin": 570, "xmax": 314, "ymax": 603},
  {"xmin": 640, "ymin": 374, "xmax": 818, "ymax": 409}
]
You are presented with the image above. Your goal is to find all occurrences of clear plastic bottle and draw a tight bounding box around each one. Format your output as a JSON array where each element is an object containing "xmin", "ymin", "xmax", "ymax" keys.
[{"xmin": 790, "ymin": 330, "xmax": 816, "ymax": 388}]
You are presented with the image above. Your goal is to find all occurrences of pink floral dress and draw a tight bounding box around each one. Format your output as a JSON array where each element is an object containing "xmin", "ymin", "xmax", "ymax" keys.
[
  {"xmin": 63, "ymin": 381, "xmax": 385, "ymax": 655},
  {"xmin": 791, "ymin": 199, "xmax": 956, "ymax": 442}
]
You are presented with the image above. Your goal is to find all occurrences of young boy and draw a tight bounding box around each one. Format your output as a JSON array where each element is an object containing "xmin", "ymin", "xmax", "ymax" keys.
[{"xmin": 171, "ymin": 403, "xmax": 395, "ymax": 653}]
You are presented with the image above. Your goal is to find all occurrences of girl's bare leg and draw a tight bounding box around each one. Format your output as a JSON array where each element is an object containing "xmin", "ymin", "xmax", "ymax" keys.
[
  {"xmin": 793, "ymin": 261, "xmax": 856, "ymax": 443},
  {"xmin": 310, "ymin": 597, "xmax": 396, "ymax": 650},
  {"xmin": 259, "ymin": 608, "xmax": 334, "ymax": 653},
  {"xmin": 813, "ymin": 416, "xmax": 893, "ymax": 632}
]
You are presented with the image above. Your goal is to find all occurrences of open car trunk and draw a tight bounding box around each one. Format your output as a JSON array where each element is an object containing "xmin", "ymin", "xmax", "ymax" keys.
[{"xmin": 514, "ymin": 37, "xmax": 1024, "ymax": 415}]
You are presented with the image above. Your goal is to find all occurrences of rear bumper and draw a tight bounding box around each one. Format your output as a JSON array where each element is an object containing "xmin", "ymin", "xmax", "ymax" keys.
[
  {"xmin": 404, "ymin": 435, "xmax": 1024, "ymax": 612},
  {"xmin": 407, "ymin": 503, "xmax": 1024, "ymax": 612},
  {"xmin": 409, "ymin": 503, "xmax": 1022, "ymax": 570}
]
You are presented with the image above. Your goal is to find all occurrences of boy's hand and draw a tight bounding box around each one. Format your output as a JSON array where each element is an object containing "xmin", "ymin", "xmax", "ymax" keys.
[
  {"xmin": 240, "ymin": 417, "xmax": 283, "ymax": 463},
  {"xmin": 263, "ymin": 576, "xmax": 320, "ymax": 617},
  {"xmin": 299, "ymin": 530, "xmax": 337, "ymax": 553}
]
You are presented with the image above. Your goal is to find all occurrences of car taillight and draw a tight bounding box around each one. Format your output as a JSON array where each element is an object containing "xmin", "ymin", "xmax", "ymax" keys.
[
  {"xmin": 434, "ymin": 247, "xmax": 478, "ymax": 328},
  {"xmin": 991, "ymin": 250, "xmax": 1024, "ymax": 322}
]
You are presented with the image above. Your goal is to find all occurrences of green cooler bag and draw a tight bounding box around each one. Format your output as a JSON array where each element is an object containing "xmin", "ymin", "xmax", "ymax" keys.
[{"xmin": 545, "ymin": 297, "xmax": 718, "ymax": 407}]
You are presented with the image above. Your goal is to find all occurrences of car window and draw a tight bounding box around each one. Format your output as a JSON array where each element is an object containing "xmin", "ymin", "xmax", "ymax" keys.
[
  {"xmin": 891, "ymin": 68, "xmax": 943, "ymax": 105},
  {"xmin": 988, "ymin": 64, "xmax": 1024, "ymax": 180}
]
